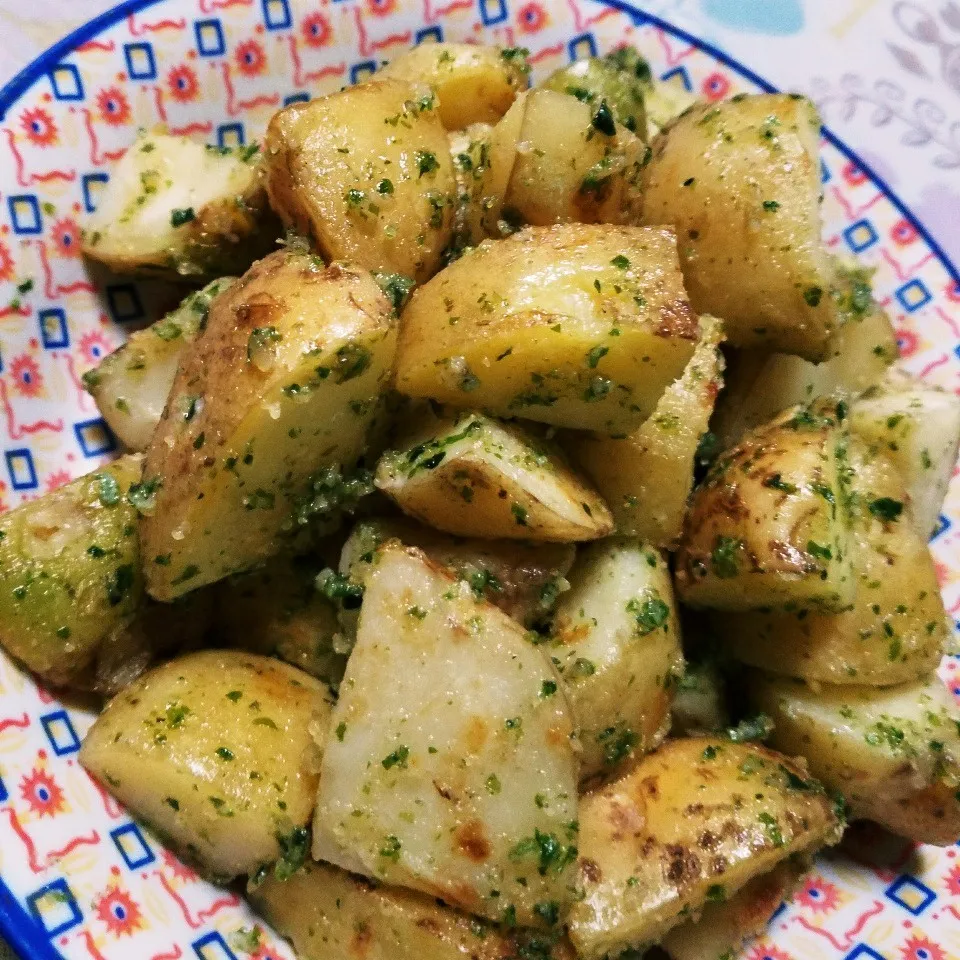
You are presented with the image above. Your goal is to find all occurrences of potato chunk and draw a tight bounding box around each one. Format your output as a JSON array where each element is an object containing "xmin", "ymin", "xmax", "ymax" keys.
[
  {"xmin": 141, "ymin": 249, "xmax": 396, "ymax": 599},
  {"xmin": 251, "ymin": 860, "xmax": 574, "ymax": 960},
  {"xmin": 670, "ymin": 660, "xmax": 729, "ymax": 735},
  {"xmin": 82, "ymin": 130, "xmax": 274, "ymax": 278},
  {"xmin": 568, "ymin": 316, "xmax": 724, "ymax": 547},
  {"xmin": 675, "ymin": 403, "xmax": 854, "ymax": 611},
  {"xmin": 852, "ymin": 371, "xmax": 960, "ymax": 539},
  {"xmin": 751, "ymin": 672, "xmax": 960, "ymax": 845},
  {"xmin": 80, "ymin": 651, "xmax": 331, "ymax": 880},
  {"xmin": 376, "ymin": 413, "xmax": 613, "ymax": 541},
  {"xmin": 379, "ymin": 43, "xmax": 529, "ymax": 130},
  {"xmin": 567, "ymin": 738, "xmax": 841, "ymax": 959},
  {"xmin": 0, "ymin": 455, "xmax": 143, "ymax": 687},
  {"xmin": 83, "ymin": 278, "xmax": 235, "ymax": 451},
  {"xmin": 550, "ymin": 539, "xmax": 683, "ymax": 782},
  {"xmin": 640, "ymin": 95, "xmax": 839, "ymax": 359},
  {"xmin": 312, "ymin": 544, "xmax": 579, "ymax": 926},
  {"xmin": 717, "ymin": 437, "xmax": 947, "ymax": 685},
  {"xmin": 264, "ymin": 80, "xmax": 456, "ymax": 282},
  {"xmin": 395, "ymin": 224, "xmax": 699, "ymax": 433}
]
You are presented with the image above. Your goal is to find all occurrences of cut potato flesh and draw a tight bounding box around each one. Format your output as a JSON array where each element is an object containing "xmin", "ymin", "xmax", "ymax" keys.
[
  {"xmin": 376, "ymin": 413, "xmax": 613, "ymax": 541},
  {"xmin": 312, "ymin": 544, "xmax": 579, "ymax": 926},
  {"xmin": 568, "ymin": 737, "xmax": 841, "ymax": 959},
  {"xmin": 80, "ymin": 650, "xmax": 332, "ymax": 880},
  {"xmin": 395, "ymin": 223, "xmax": 699, "ymax": 433},
  {"xmin": 670, "ymin": 660, "xmax": 729, "ymax": 736}
]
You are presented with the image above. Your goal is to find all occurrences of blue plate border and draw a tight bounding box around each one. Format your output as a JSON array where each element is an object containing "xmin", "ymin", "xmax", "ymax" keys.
[{"xmin": 0, "ymin": 1, "xmax": 956, "ymax": 958}]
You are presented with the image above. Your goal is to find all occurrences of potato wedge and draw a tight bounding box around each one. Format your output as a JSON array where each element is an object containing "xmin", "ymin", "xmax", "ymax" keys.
[
  {"xmin": 675, "ymin": 403, "xmax": 854, "ymax": 611},
  {"xmin": 264, "ymin": 80, "xmax": 456, "ymax": 283},
  {"xmin": 717, "ymin": 436, "xmax": 947, "ymax": 685},
  {"xmin": 568, "ymin": 316, "xmax": 724, "ymax": 547},
  {"xmin": 216, "ymin": 555, "xmax": 348, "ymax": 691},
  {"xmin": 0, "ymin": 455, "xmax": 143, "ymax": 687},
  {"xmin": 394, "ymin": 224, "xmax": 699, "ymax": 433},
  {"xmin": 340, "ymin": 516, "xmax": 575, "ymax": 627},
  {"xmin": 83, "ymin": 278, "xmax": 235, "ymax": 452},
  {"xmin": 141, "ymin": 249, "xmax": 395, "ymax": 599},
  {"xmin": 550, "ymin": 539, "xmax": 683, "ymax": 782},
  {"xmin": 852, "ymin": 371, "xmax": 960, "ymax": 539},
  {"xmin": 375, "ymin": 413, "xmax": 613, "ymax": 541},
  {"xmin": 502, "ymin": 89, "xmax": 646, "ymax": 227},
  {"xmin": 82, "ymin": 130, "xmax": 275, "ymax": 278},
  {"xmin": 312, "ymin": 543, "xmax": 579, "ymax": 926},
  {"xmin": 251, "ymin": 860, "xmax": 573, "ymax": 960},
  {"xmin": 751, "ymin": 672, "xmax": 960, "ymax": 845},
  {"xmin": 640, "ymin": 95, "xmax": 839, "ymax": 359},
  {"xmin": 80, "ymin": 650, "xmax": 331, "ymax": 880},
  {"xmin": 568, "ymin": 737, "xmax": 841, "ymax": 959},
  {"xmin": 670, "ymin": 660, "xmax": 730, "ymax": 736},
  {"xmin": 380, "ymin": 43, "xmax": 529, "ymax": 130}
]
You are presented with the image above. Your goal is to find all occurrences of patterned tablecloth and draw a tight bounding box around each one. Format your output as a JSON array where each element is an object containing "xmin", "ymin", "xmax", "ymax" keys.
[{"xmin": 0, "ymin": 2, "xmax": 957, "ymax": 959}]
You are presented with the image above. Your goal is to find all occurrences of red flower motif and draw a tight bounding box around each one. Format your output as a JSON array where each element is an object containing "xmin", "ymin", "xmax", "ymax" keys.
[
  {"xmin": 9, "ymin": 355, "xmax": 43, "ymax": 398},
  {"xmin": 79, "ymin": 330, "xmax": 112, "ymax": 366},
  {"xmin": 19, "ymin": 768, "xmax": 65, "ymax": 817},
  {"xmin": 900, "ymin": 935, "xmax": 947, "ymax": 960},
  {"xmin": 946, "ymin": 280, "xmax": 960, "ymax": 304},
  {"xmin": 896, "ymin": 327, "xmax": 918, "ymax": 358},
  {"xmin": 0, "ymin": 242, "xmax": 13, "ymax": 282},
  {"xmin": 51, "ymin": 218, "xmax": 81, "ymax": 258},
  {"xmin": 45, "ymin": 469, "xmax": 72, "ymax": 493},
  {"xmin": 702, "ymin": 72, "xmax": 731, "ymax": 101},
  {"xmin": 301, "ymin": 12, "xmax": 332, "ymax": 47},
  {"xmin": 96, "ymin": 87, "xmax": 131, "ymax": 126},
  {"xmin": 93, "ymin": 886, "xmax": 144, "ymax": 937},
  {"xmin": 167, "ymin": 64, "xmax": 200, "ymax": 103},
  {"xmin": 944, "ymin": 861, "xmax": 960, "ymax": 896},
  {"xmin": 842, "ymin": 161, "xmax": 868, "ymax": 186},
  {"xmin": 161, "ymin": 848, "xmax": 198, "ymax": 883},
  {"xmin": 517, "ymin": 2, "xmax": 547, "ymax": 32},
  {"xmin": 745, "ymin": 945, "xmax": 793, "ymax": 960},
  {"xmin": 235, "ymin": 39, "xmax": 267, "ymax": 77},
  {"xmin": 891, "ymin": 218, "xmax": 918, "ymax": 247},
  {"xmin": 794, "ymin": 874, "xmax": 841, "ymax": 913},
  {"xmin": 20, "ymin": 107, "xmax": 58, "ymax": 147},
  {"xmin": 366, "ymin": 0, "xmax": 397, "ymax": 14}
]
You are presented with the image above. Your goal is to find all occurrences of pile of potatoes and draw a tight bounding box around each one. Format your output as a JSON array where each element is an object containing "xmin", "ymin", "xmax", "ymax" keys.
[{"xmin": 0, "ymin": 39, "xmax": 956, "ymax": 960}]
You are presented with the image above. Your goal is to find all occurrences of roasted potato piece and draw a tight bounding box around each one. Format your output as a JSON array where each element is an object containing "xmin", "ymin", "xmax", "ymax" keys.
[
  {"xmin": 312, "ymin": 544, "xmax": 579, "ymax": 926},
  {"xmin": 568, "ymin": 737, "xmax": 841, "ymax": 959},
  {"xmin": 718, "ymin": 436, "xmax": 947, "ymax": 685},
  {"xmin": 82, "ymin": 130, "xmax": 274, "ymax": 278},
  {"xmin": 640, "ymin": 95, "xmax": 839, "ymax": 359},
  {"xmin": 376, "ymin": 413, "xmax": 613, "ymax": 542},
  {"xmin": 216, "ymin": 555, "xmax": 348, "ymax": 691},
  {"xmin": 379, "ymin": 43, "xmax": 529, "ymax": 130},
  {"xmin": 251, "ymin": 860, "xmax": 573, "ymax": 960},
  {"xmin": 141, "ymin": 249, "xmax": 396, "ymax": 600},
  {"xmin": 340, "ymin": 516, "xmax": 575, "ymax": 626},
  {"xmin": 502, "ymin": 89, "xmax": 646, "ymax": 226},
  {"xmin": 676, "ymin": 403, "xmax": 854, "ymax": 611},
  {"xmin": 751, "ymin": 672, "xmax": 960, "ymax": 845},
  {"xmin": 394, "ymin": 224, "xmax": 699, "ymax": 433},
  {"xmin": 670, "ymin": 660, "xmax": 729, "ymax": 735},
  {"xmin": 852, "ymin": 371, "xmax": 960, "ymax": 539},
  {"xmin": 80, "ymin": 650, "xmax": 331, "ymax": 880},
  {"xmin": 0, "ymin": 455, "xmax": 143, "ymax": 687},
  {"xmin": 568, "ymin": 316, "xmax": 724, "ymax": 546},
  {"xmin": 550, "ymin": 538, "xmax": 683, "ymax": 782},
  {"xmin": 83, "ymin": 278, "xmax": 235, "ymax": 452},
  {"xmin": 264, "ymin": 80, "xmax": 456, "ymax": 283}
]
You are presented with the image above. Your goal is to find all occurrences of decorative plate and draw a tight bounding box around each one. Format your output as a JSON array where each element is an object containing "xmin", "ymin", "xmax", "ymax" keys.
[{"xmin": 0, "ymin": 2, "xmax": 958, "ymax": 959}]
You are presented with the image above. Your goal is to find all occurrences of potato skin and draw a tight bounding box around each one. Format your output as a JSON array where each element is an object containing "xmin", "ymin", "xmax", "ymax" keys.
[
  {"xmin": 0, "ymin": 455, "xmax": 143, "ymax": 687},
  {"xmin": 550, "ymin": 539, "xmax": 683, "ymax": 782},
  {"xmin": 568, "ymin": 737, "xmax": 841, "ymax": 959},
  {"xmin": 751, "ymin": 672, "xmax": 960, "ymax": 845},
  {"xmin": 80, "ymin": 650, "xmax": 331, "ymax": 880},
  {"xmin": 251, "ymin": 860, "xmax": 574, "ymax": 960},
  {"xmin": 568, "ymin": 316, "xmax": 724, "ymax": 547},
  {"xmin": 264, "ymin": 80, "xmax": 456, "ymax": 283},
  {"xmin": 640, "ymin": 95, "xmax": 838, "ymax": 359},
  {"xmin": 718, "ymin": 437, "xmax": 947, "ymax": 685},
  {"xmin": 141, "ymin": 248, "xmax": 396, "ymax": 599},
  {"xmin": 379, "ymin": 43, "xmax": 529, "ymax": 130},
  {"xmin": 395, "ymin": 224, "xmax": 699, "ymax": 433},
  {"xmin": 376, "ymin": 413, "xmax": 613, "ymax": 542},
  {"xmin": 675, "ymin": 403, "xmax": 854, "ymax": 611}
]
